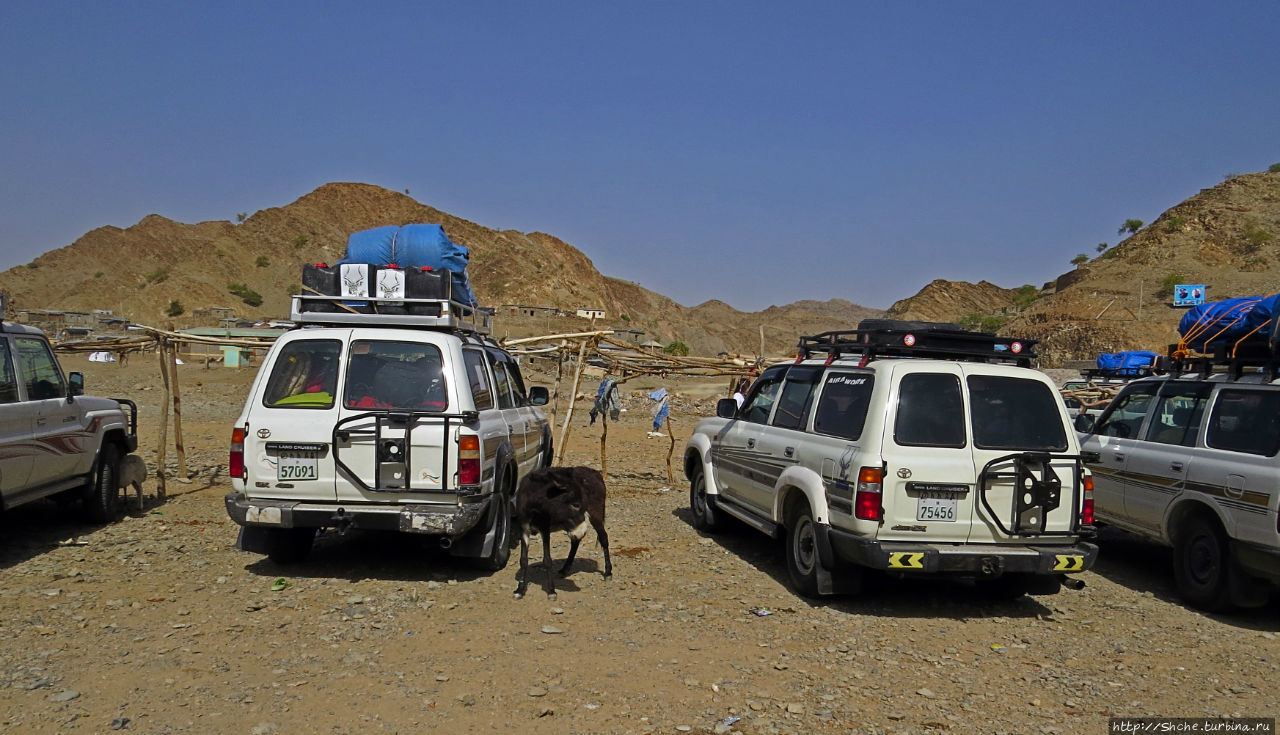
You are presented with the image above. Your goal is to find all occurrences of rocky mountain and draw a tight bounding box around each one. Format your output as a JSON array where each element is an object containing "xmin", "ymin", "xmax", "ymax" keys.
[
  {"xmin": 885, "ymin": 170, "xmax": 1280, "ymax": 365},
  {"xmin": 0, "ymin": 183, "xmax": 882, "ymax": 356}
]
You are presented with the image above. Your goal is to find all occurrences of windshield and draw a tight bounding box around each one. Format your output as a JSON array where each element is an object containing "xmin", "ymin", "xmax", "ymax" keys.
[{"xmin": 968, "ymin": 375, "xmax": 1068, "ymax": 451}]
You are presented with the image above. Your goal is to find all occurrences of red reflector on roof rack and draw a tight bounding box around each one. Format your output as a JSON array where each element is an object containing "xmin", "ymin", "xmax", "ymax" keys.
[
  {"xmin": 1011, "ymin": 341, "xmax": 1023, "ymax": 353},
  {"xmin": 903, "ymin": 334, "xmax": 917, "ymax": 347}
]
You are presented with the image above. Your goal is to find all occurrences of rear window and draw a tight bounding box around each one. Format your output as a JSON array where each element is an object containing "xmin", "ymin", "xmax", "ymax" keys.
[
  {"xmin": 895, "ymin": 373, "xmax": 965, "ymax": 448},
  {"xmin": 968, "ymin": 375, "xmax": 1068, "ymax": 451},
  {"xmin": 263, "ymin": 340, "xmax": 342, "ymax": 409},
  {"xmin": 813, "ymin": 372, "xmax": 874, "ymax": 441},
  {"xmin": 343, "ymin": 340, "xmax": 448, "ymax": 411},
  {"xmin": 1207, "ymin": 389, "xmax": 1280, "ymax": 457}
]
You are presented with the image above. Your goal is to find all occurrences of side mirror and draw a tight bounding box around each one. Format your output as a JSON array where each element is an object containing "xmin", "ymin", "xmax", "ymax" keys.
[
  {"xmin": 68, "ymin": 372, "xmax": 84, "ymax": 398},
  {"xmin": 1074, "ymin": 413, "xmax": 1095, "ymax": 433},
  {"xmin": 716, "ymin": 398, "xmax": 738, "ymax": 419},
  {"xmin": 528, "ymin": 386, "xmax": 550, "ymax": 406}
]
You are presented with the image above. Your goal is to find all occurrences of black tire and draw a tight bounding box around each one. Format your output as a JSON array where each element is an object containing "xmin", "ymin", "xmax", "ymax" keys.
[
  {"xmin": 785, "ymin": 500, "xmax": 822, "ymax": 598},
  {"xmin": 472, "ymin": 477, "xmax": 513, "ymax": 571},
  {"xmin": 82, "ymin": 444, "xmax": 121, "ymax": 523},
  {"xmin": 688, "ymin": 464, "xmax": 722, "ymax": 532},
  {"xmin": 1172, "ymin": 515, "xmax": 1233, "ymax": 612},
  {"xmin": 540, "ymin": 432, "xmax": 554, "ymax": 469},
  {"xmin": 265, "ymin": 528, "xmax": 315, "ymax": 565}
]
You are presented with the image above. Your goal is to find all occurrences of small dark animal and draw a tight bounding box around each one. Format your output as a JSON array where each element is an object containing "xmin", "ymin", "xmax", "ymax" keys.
[{"xmin": 513, "ymin": 466, "xmax": 612, "ymax": 600}]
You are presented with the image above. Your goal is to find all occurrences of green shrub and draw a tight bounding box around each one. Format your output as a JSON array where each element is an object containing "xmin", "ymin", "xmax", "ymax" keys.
[
  {"xmin": 1269, "ymin": 163, "xmax": 1280, "ymax": 173},
  {"xmin": 663, "ymin": 341, "xmax": 690, "ymax": 356},
  {"xmin": 1157, "ymin": 272, "xmax": 1185, "ymax": 298},
  {"xmin": 228, "ymin": 282, "xmax": 263, "ymax": 307},
  {"xmin": 1095, "ymin": 242, "xmax": 1109, "ymax": 254},
  {"xmin": 1011, "ymin": 285, "xmax": 1039, "ymax": 308},
  {"xmin": 94, "ymin": 271, "xmax": 103, "ymax": 278},
  {"xmin": 1118, "ymin": 219, "xmax": 1144, "ymax": 236},
  {"xmin": 255, "ymin": 256, "xmax": 270, "ymax": 268},
  {"xmin": 145, "ymin": 267, "xmax": 170, "ymax": 284},
  {"xmin": 292, "ymin": 235, "xmax": 309, "ymax": 249},
  {"xmin": 1164, "ymin": 215, "xmax": 1186, "ymax": 233},
  {"xmin": 1244, "ymin": 226, "xmax": 1272, "ymax": 247},
  {"xmin": 1071, "ymin": 253, "xmax": 1089, "ymax": 267},
  {"xmin": 166, "ymin": 300, "xmax": 184, "ymax": 317}
]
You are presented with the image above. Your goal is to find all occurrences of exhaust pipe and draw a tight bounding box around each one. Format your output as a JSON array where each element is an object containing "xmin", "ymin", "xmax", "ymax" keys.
[
  {"xmin": 438, "ymin": 536, "xmax": 453, "ymax": 549},
  {"xmin": 1059, "ymin": 574, "xmax": 1086, "ymax": 590}
]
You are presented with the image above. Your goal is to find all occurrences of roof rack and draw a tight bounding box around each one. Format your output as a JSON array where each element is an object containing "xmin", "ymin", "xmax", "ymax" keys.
[
  {"xmin": 290, "ymin": 295, "xmax": 492, "ymax": 334},
  {"xmin": 797, "ymin": 322, "xmax": 1037, "ymax": 367},
  {"xmin": 1165, "ymin": 340, "xmax": 1280, "ymax": 382}
]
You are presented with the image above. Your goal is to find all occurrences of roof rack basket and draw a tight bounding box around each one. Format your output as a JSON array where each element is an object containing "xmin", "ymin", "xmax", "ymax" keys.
[
  {"xmin": 290, "ymin": 295, "xmax": 492, "ymax": 335},
  {"xmin": 797, "ymin": 322, "xmax": 1037, "ymax": 367},
  {"xmin": 1165, "ymin": 340, "xmax": 1280, "ymax": 382}
]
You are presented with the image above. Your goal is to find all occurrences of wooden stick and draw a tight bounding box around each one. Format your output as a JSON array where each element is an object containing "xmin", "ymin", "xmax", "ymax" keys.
[
  {"xmin": 600, "ymin": 416, "xmax": 608, "ymax": 484},
  {"xmin": 167, "ymin": 340, "xmax": 188, "ymax": 480},
  {"xmin": 155, "ymin": 339, "xmax": 170, "ymax": 498},
  {"xmin": 664, "ymin": 415, "xmax": 676, "ymax": 488},
  {"xmin": 555, "ymin": 338, "xmax": 590, "ymax": 465}
]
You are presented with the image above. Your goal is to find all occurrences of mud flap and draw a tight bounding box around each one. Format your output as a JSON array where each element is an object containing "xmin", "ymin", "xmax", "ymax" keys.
[
  {"xmin": 237, "ymin": 526, "xmax": 271, "ymax": 554},
  {"xmin": 814, "ymin": 524, "xmax": 862, "ymax": 595},
  {"xmin": 448, "ymin": 496, "xmax": 499, "ymax": 558}
]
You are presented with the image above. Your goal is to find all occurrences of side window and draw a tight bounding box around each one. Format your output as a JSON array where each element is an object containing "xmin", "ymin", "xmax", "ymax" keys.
[
  {"xmin": 491, "ymin": 360, "xmax": 516, "ymax": 410},
  {"xmin": 895, "ymin": 372, "xmax": 965, "ymax": 448},
  {"xmin": 263, "ymin": 340, "xmax": 342, "ymax": 408},
  {"xmin": 1094, "ymin": 382, "xmax": 1159, "ymax": 439},
  {"xmin": 1207, "ymin": 389, "xmax": 1280, "ymax": 456},
  {"xmin": 771, "ymin": 367, "xmax": 820, "ymax": 431},
  {"xmin": 14, "ymin": 337, "xmax": 65, "ymax": 400},
  {"xmin": 490, "ymin": 349, "xmax": 528, "ymax": 405},
  {"xmin": 813, "ymin": 372, "xmax": 874, "ymax": 441},
  {"xmin": 0, "ymin": 340, "xmax": 17, "ymax": 403},
  {"xmin": 1143, "ymin": 385, "xmax": 1210, "ymax": 447},
  {"xmin": 463, "ymin": 349, "xmax": 495, "ymax": 410},
  {"xmin": 740, "ymin": 368, "xmax": 785, "ymax": 424}
]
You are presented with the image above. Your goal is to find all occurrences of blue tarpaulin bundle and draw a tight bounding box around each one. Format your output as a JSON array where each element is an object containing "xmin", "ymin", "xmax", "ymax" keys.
[
  {"xmin": 339, "ymin": 224, "xmax": 477, "ymax": 307},
  {"xmin": 1096, "ymin": 351, "xmax": 1159, "ymax": 375},
  {"xmin": 1177, "ymin": 294, "xmax": 1280, "ymax": 352}
]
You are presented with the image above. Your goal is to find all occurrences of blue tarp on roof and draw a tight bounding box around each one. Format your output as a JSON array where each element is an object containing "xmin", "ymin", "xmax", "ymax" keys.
[
  {"xmin": 1096, "ymin": 351, "xmax": 1159, "ymax": 375},
  {"xmin": 1177, "ymin": 294, "xmax": 1280, "ymax": 351},
  {"xmin": 339, "ymin": 224, "xmax": 477, "ymax": 307}
]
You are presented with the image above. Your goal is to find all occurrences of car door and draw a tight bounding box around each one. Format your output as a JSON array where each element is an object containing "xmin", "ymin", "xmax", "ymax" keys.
[
  {"xmin": 13, "ymin": 335, "xmax": 80, "ymax": 489},
  {"xmin": 1124, "ymin": 382, "xmax": 1212, "ymax": 532},
  {"xmin": 711, "ymin": 365, "xmax": 785, "ymax": 507},
  {"xmin": 488, "ymin": 352, "xmax": 530, "ymax": 474},
  {"xmin": 0, "ymin": 336, "xmax": 34, "ymax": 500},
  {"xmin": 503, "ymin": 356, "xmax": 545, "ymax": 473},
  {"xmin": 748, "ymin": 366, "xmax": 822, "ymax": 512},
  {"xmin": 1200, "ymin": 387, "xmax": 1280, "ymax": 546},
  {"xmin": 1079, "ymin": 381, "xmax": 1161, "ymax": 526},
  {"xmin": 878, "ymin": 364, "xmax": 976, "ymax": 544},
  {"xmin": 462, "ymin": 348, "xmax": 508, "ymax": 489}
]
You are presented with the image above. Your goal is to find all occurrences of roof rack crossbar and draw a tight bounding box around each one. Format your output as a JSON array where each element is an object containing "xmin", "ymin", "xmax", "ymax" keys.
[{"xmin": 796, "ymin": 326, "xmax": 1037, "ymax": 367}]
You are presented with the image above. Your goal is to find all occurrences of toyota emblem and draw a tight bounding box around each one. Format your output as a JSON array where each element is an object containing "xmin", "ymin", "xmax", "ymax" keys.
[
  {"xmin": 896, "ymin": 467, "xmax": 912, "ymax": 479},
  {"xmin": 257, "ymin": 428, "xmax": 271, "ymax": 439}
]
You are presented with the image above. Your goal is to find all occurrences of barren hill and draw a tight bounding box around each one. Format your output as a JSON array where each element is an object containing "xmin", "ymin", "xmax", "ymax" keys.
[
  {"xmin": 885, "ymin": 170, "xmax": 1280, "ymax": 365},
  {"xmin": 0, "ymin": 183, "xmax": 881, "ymax": 356}
]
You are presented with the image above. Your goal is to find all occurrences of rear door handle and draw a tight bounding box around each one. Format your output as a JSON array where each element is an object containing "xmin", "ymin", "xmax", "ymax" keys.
[
  {"xmin": 1113, "ymin": 451, "xmax": 1125, "ymax": 462},
  {"xmin": 784, "ymin": 446, "xmax": 795, "ymax": 458},
  {"xmin": 746, "ymin": 439, "xmax": 756, "ymax": 449},
  {"xmin": 1170, "ymin": 461, "xmax": 1184, "ymax": 472}
]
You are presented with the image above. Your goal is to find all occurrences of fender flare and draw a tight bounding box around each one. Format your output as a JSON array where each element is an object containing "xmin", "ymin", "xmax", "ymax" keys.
[
  {"xmin": 683, "ymin": 433, "xmax": 720, "ymax": 496},
  {"xmin": 772, "ymin": 465, "xmax": 831, "ymax": 525},
  {"xmin": 1164, "ymin": 496, "xmax": 1233, "ymax": 547}
]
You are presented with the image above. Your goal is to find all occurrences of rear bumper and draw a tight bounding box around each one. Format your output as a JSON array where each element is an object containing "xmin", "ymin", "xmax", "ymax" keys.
[
  {"xmin": 224, "ymin": 492, "xmax": 488, "ymax": 536},
  {"xmin": 825, "ymin": 525, "xmax": 1098, "ymax": 577}
]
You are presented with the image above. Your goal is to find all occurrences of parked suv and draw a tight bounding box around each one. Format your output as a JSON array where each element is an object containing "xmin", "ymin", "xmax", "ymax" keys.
[
  {"xmin": 0, "ymin": 319, "xmax": 140, "ymax": 521},
  {"xmin": 684, "ymin": 321, "xmax": 1098, "ymax": 599},
  {"xmin": 225, "ymin": 289, "xmax": 552, "ymax": 566},
  {"xmin": 1076, "ymin": 353, "xmax": 1280, "ymax": 611}
]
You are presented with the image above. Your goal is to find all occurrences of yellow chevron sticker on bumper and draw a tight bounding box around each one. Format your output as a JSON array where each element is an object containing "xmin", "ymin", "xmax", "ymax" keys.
[
  {"xmin": 1053, "ymin": 555, "xmax": 1085, "ymax": 572},
  {"xmin": 888, "ymin": 552, "xmax": 925, "ymax": 569}
]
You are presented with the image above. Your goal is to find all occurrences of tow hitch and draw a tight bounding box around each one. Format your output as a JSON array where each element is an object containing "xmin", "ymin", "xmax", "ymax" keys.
[{"xmin": 330, "ymin": 507, "xmax": 354, "ymax": 535}]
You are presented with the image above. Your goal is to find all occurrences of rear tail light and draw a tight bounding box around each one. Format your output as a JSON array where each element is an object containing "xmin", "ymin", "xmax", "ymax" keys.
[
  {"xmin": 854, "ymin": 466, "xmax": 884, "ymax": 521},
  {"xmin": 229, "ymin": 427, "xmax": 246, "ymax": 480},
  {"xmin": 458, "ymin": 435, "xmax": 481, "ymax": 487},
  {"xmin": 1081, "ymin": 474, "xmax": 1095, "ymax": 526}
]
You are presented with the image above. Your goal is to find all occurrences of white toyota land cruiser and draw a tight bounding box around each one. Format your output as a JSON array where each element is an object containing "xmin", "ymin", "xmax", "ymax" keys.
[
  {"xmin": 225, "ymin": 284, "xmax": 551, "ymax": 567},
  {"xmin": 0, "ymin": 317, "xmax": 140, "ymax": 522},
  {"xmin": 684, "ymin": 321, "xmax": 1098, "ymax": 599}
]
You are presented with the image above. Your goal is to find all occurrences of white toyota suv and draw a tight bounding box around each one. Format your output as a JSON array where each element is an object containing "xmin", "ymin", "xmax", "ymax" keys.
[
  {"xmin": 0, "ymin": 318, "xmax": 140, "ymax": 521},
  {"xmin": 684, "ymin": 321, "xmax": 1098, "ymax": 599},
  {"xmin": 1076, "ymin": 348, "xmax": 1280, "ymax": 611},
  {"xmin": 225, "ymin": 286, "xmax": 551, "ymax": 567}
]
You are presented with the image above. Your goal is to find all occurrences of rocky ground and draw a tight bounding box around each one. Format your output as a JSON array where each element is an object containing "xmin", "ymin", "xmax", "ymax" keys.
[{"xmin": 0, "ymin": 359, "xmax": 1277, "ymax": 735}]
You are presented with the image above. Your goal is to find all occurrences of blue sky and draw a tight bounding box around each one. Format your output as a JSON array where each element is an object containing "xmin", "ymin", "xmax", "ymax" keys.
[{"xmin": 1, "ymin": 2, "xmax": 1277, "ymax": 311}]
